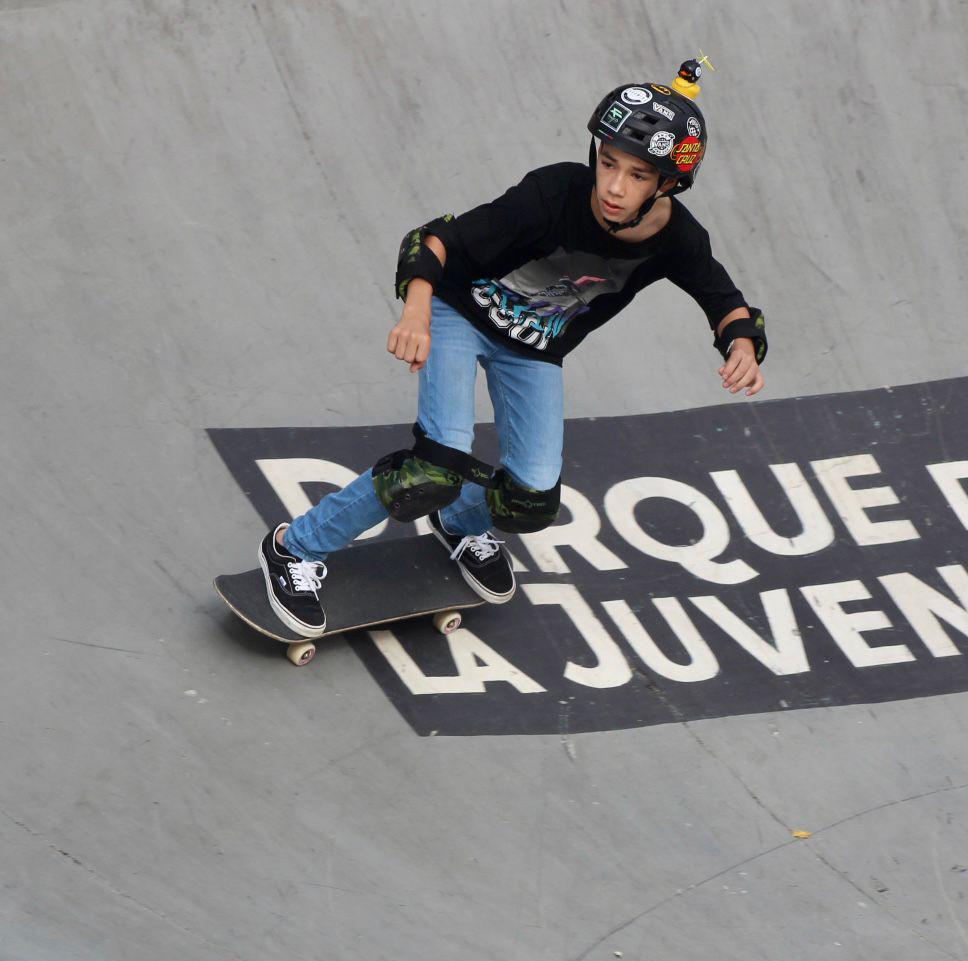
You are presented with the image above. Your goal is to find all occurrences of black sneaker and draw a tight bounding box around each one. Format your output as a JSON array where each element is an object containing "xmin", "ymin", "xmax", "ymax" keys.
[
  {"xmin": 428, "ymin": 511, "xmax": 516, "ymax": 604},
  {"xmin": 258, "ymin": 524, "xmax": 327, "ymax": 637}
]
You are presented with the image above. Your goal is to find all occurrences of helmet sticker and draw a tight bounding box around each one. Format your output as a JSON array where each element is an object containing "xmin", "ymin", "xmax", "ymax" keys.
[
  {"xmin": 687, "ymin": 117, "xmax": 701, "ymax": 138},
  {"xmin": 620, "ymin": 86, "xmax": 652, "ymax": 106},
  {"xmin": 652, "ymin": 102, "xmax": 675, "ymax": 121},
  {"xmin": 601, "ymin": 101, "xmax": 631, "ymax": 132},
  {"xmin": 650, "ymin": 84, "xmax": 672, "ymax": 95},
  {"xmin": 648, "ymin": 131, "xmax": 676, "ymax": 157},
  {"xmin": 671, "ymin": 135, "xmax": 703, "ymax": 171}
]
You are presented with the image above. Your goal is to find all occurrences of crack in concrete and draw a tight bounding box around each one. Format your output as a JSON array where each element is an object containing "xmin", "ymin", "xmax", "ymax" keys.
[
  {"xmin": 47, "ymin": 635, "xmax": 151, "ymax": 656},
  {"xmin": 568, "ymin": 781, "xmax": 968, "ymax": 961},
  {"xmin": 0, "ymin": 804, "xmax": 246, "ymax": 959}
]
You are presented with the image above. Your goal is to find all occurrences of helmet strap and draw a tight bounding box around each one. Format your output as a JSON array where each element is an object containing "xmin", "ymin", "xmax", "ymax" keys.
[{"xmin": 603, "ymin": 192, "xmax": 660, "ymax": 233}]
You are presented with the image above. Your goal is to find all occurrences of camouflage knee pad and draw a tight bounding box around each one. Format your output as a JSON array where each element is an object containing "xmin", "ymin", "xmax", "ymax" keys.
[
  {"xmin": 486, "ymin": 469, "xmax": 561, "ymax": 534},
  {"xmin": 372, "ymin": 424, "xmax": 495, "ymax": 523}
]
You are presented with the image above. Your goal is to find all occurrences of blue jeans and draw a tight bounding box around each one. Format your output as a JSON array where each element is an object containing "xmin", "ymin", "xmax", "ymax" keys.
[{"xmin": 284, "ymin": 297, "xmax": 563, "ymax": 561}]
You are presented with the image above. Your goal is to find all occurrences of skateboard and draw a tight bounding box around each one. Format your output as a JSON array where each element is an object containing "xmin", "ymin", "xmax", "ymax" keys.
[{"xmin": 214, "ymin": 534, "xmax": 485, "ymax": 666}]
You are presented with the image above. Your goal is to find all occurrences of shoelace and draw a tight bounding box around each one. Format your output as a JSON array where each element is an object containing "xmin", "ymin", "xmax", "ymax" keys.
[
  {"xmin": 287, "ymin": 560, "xmax": 327, "ymax": 597},
  {"xmin": 450, "ymin": 532, "xmax": 504, "ymax": 564}
]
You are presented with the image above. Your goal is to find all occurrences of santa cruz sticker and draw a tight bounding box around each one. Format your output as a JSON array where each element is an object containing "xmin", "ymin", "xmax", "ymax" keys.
[
  {"xmin": 620, "ymin": 86, "xmax": 652, "ymax": 106},
  {"xmin": 650, "ymin": 84, "xmax": 672, "ymax": 95},
  {"xmin": 687, "ymin": 117, "xmax": 701, "ymax": 138},
  {"xmin": 672, "ymin": 135, "xmax": 703, "ymax": 171},
  {"xmin": 652, "ymin": 102, "xmax": 676, "ymax": 121},
  {"xmin": 648, "ymin": 131, "xmax": 676, "ymax": 157},
  {"xmin": 601, "ymin": 102, "xmax": 631, "ymax": 132}
]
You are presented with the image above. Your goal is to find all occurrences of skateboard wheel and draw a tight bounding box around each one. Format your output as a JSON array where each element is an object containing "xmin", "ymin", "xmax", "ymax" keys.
[
  {"xmin": 286, "ymin": 642, "xmax": 316, "ymax": 666},
  {"xmin": 433, "ymin": 610, "xmax": 462, "ymax": 635}
]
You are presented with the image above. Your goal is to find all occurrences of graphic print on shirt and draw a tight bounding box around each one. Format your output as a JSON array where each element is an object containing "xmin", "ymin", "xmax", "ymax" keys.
[{"xmin": 470, "ymin": 247, "xmax": 650, "ymax": 352}]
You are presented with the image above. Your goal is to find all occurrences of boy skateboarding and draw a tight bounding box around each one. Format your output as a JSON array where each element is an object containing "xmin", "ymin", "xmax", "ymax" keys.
[{"xmin": 257, "ymin": 58, "xmax": 767, "ymax": 639}]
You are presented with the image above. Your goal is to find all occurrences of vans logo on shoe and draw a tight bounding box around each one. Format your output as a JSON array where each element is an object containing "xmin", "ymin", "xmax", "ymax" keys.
[{"xmin": 277, "ymin": 575, "xmax": 287, "ymax": 589}]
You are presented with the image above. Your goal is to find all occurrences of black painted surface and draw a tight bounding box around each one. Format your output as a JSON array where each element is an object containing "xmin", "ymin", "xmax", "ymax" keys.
[{"xmin": 210, "ymin": 377, "xmax": 968, "ymax": 735}]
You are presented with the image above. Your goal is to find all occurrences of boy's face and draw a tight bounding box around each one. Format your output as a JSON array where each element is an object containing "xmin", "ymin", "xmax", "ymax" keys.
[{"xmin": 595, "ymin": 143, "xmax": 677, "ymax": 222}]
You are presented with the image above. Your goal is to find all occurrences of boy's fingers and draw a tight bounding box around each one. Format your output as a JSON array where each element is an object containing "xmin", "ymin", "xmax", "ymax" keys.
[
  {"xmin": 737, "ymin": 364, "xmax": 759, "ymax": 391},
  {"xmin": 718, "ymin": 346, "xmax": 764, "ymax": 397},
  {"xmin": 722, "ymin": 350, "xmax": 747, "ymax": 383},
  {"xmin": 722, "ymin": 357, "xmax": 744, "ymax": 387},
  {"xmin": 733, "ymin": 366, "xmax": 764, "ymax": 394},
  {"xmin": 396, "ymin": 332, "xmax": 414, "ymax": 360},
  {"xmin": 389, "ymin": 316, "xmax": 431, "ymax": 368},
  {"xmin": 410, "ymin": 336, "xmax": 430, "ymax": 372},
  {"xmin": 729, "ymin": 361, "xmax": 757, "ymax": 392}
]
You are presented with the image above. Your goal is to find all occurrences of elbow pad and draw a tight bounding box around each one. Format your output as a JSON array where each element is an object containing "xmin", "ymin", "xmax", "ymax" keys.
[
  {"xmin": 395, "ymin": 215, "xmax": 454, "ymax": 301},
  {"xmin": 714, "ymin": 306, "xmax": 767, "ymax": 363}
]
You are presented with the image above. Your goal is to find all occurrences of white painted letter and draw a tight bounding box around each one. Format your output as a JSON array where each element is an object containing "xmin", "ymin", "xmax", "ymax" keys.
[
  {"xmin": 710, "ymin": 464, "xmax": 834, "ymax": 556},
  {"xmin": 603, "ymin": 598, "xmax": 719, "ymax": 682},
  {"xmin": 518, "ymin": 484, "xmax": 627, "ymax": 574},
  {"xmin": 926, "ymin": 461, "xmax": 968, "ymax": 530},
  {"xmin": 879, "ymin": 565, "xmax": 968, "ymax": 658},
  {"xmin": 368, "ymin": 629, "xmax": 545, "ymax": 694},
  {"xmin": 523, "ymin": 583, "xmax": 632, "ymax": 688},
  {"xmin": 811, "ymin": 454, "xmax": 919, "ymax": 546},
  {"xmin": 604, "ymin": 477, "xmax": 757, "ymax": 584},
  {"xmin": 690, "ymin": 589, "xmax": 810, "ymax": 675},
  {"xmin": 801, "ymin": 580, "xmax": 913, "ymax": 666},
  {"xmin": 256, "ymin": 458, "xmax": 388, "ymax": 539}
]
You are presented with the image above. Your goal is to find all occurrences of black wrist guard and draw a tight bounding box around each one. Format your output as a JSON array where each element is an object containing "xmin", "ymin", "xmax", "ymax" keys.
[
  {"xmin": 713, "ymin": 306, "xmax": 767, "ymax": 363},
  {"xmin": 395, "ymin": 215, "xmax": 453, "ymax": 301}
]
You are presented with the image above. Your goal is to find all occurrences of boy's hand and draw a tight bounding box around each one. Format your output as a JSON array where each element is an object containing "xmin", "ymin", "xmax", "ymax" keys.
[
  {"xmin": 387, "ymin": 280, "xmax": 432, "ymax": 372},
  {"xmin": 718, "ymin": 338, "xmax": 765, "ymax": 396}
]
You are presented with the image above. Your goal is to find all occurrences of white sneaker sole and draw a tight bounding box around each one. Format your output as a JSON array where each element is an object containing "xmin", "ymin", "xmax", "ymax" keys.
[
  {"xmin": 429, "ymin": 527, "xmax": 516, "ymax": 605},
  {"xmin": 258, "ymin": 551, "xmax": 327, "ymax": 638}
]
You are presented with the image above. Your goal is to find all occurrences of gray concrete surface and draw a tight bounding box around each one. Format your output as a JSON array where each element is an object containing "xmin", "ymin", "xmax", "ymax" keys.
[{"xmin": 2, "ymin": 1, "xmax": 967, "ymax": 959}]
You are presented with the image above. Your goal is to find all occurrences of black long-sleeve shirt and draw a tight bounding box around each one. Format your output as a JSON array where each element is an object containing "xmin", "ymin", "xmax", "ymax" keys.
[{"xmin": 427, "ymin": 161, "xmax": 748, "ymax": 366}]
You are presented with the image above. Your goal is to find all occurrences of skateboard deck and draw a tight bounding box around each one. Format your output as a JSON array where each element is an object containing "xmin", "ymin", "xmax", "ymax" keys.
[{"xmin": 214, "ymin": 534, "xmax": 485, "ymax": 664}]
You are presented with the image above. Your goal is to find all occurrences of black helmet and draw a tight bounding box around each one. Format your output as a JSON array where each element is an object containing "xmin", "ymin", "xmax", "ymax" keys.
[{"xmin": 587, "ymin": 81, "xmax": 707, "ymax": 192}]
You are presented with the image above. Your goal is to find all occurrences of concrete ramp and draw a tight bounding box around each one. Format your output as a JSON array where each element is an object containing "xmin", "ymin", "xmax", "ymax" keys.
[{"xmin": 2, "ymin": 2, "xmax": 968, "ymax": 959}]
